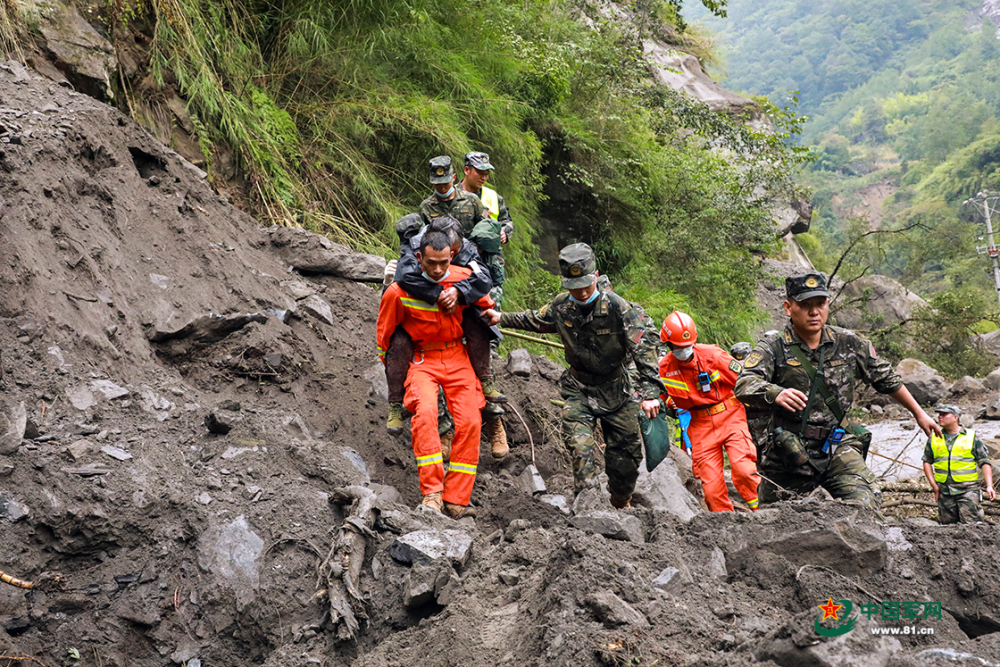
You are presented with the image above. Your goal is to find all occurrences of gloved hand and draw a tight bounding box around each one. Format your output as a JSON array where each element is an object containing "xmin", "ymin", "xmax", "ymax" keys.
[{"xmin": 383, "ymin": 259, "xmax": 398, "ymax": 286}]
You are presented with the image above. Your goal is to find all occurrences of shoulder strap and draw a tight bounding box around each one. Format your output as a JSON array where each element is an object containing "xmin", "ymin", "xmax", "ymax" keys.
[{"xmin": 789, "ymin": 345, "xmax": 846, "ymax": 426}]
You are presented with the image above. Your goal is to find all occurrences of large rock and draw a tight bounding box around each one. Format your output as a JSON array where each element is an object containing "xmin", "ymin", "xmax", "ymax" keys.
[
  {"xmin": 728, "ymin": 515, "xmax": 887, "ymax": 578},
  {"xmin": 32, "ymin": 0, "xmax": 116, "ymax": 100},
  {"xmin": 895, "ymin": 359, "xmax": 950, "ymax": 406},
  {"xmin": 389, "ymin": 529, "xmax": 473, "ymax": 568},
  {"xmin": 756, "ymin": 609, "xmax": 900, "ymax": 667},
  {"xmin": 147, "ymin": 312, "xmax": 268, "ymax": 343},
  {"xmin": 833, "ymin": 275, "xmax": 928, "ymax": 332},
  {"xmin": 633, "ymin": 451, "xmax": 702, "ymax": 522},
  {"xmin": 951, "ymin": 375, "xmax": 986, "ymax": 396},
  {"xmin": 643, "ymin": 44, "xmax": 759, "ymax": 116},
  {"xmin": 586, "ymin": 591, "xmax": 649, "ymax": 628},
  {"xmin": 507, "ymin": 348, "xmax": 532, "ymax": 377},
  {"xmin": 267, "ymin": 226, "xmax": 385, "ymax": 283},
  {"xmin": 569, "ymin": 511, "xmax": 644, "ymax": 543},
  {"xmin": 196, "ymin": 515, "xmax": 264, "ymax": 610},
  {"xmin": 773, "ymin": 199, "xmax": 813, "ymax": 237},
  {"xmin": 985, "ymin": 366, "xmax": 1000, "ymax": 390},
  {"xmin": 0, "ymin": 402, "xmax": 26, "ymax": 455}
]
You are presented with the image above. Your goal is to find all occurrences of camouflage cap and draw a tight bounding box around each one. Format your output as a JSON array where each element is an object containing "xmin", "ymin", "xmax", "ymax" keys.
[
  {"xmin": 729, "ymin": 342, "xmax": 752, "ymax": 361},
  {"xmin": 934, "ymin": 404, "xmax": 962, "ymax": 416},
  {"xmin": 429, "ymin": 155, "xmax": 454, "ymax": 184},
  {"xmin": 395, "ymin": 213, "xmax": 424, "ymax": 242},
  {"xmin": 464, "ymin": 151, "xmax": 495, "ymax": 171},
  {"xmin": 469, "ymin": 220, "xmax": 502, "ymax": 254},
  {"xmin": 558, "ymin": 243, "xmax": 597, "ymax": 289},
  {"xmin": 785, "ymin": 272, "xmax": 830, "ymax": 302}
]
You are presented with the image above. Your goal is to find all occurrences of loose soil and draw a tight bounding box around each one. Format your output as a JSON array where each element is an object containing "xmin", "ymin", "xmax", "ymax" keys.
[{"xmin": 0, "ymin": 63, "xmax": 999, "ymax": 667}]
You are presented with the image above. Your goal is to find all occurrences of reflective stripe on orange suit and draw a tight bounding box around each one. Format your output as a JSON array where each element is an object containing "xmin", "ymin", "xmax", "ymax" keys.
[
  {"xmin": 377, "ymin": 266, "xmax": 494, "ymax": 505},
  {"xmin": 659, "ymin": 343, "xmax": 759, "ymax": 512}
]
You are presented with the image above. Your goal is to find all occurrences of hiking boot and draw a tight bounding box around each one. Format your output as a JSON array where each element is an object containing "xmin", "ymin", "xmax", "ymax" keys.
[
  {"xmin": 481, "ymin": 378, "xmax": 508, "ymax": 403},
  {"xmin": 486, "ymin": 418, "xmax": 508, "ymax": 459},
  {"xmin": 444, "ymin": 502, "xmax": 477, "ymax": 519},
  {"xmin": 421, "ymin": 491, "xmax": 443, "ymax": 512},
  {"xmin": 440, "ymin": 431, "xmax": 454, "ymax": 461},
  {"xmin": 609, "ymin": 493, "xmax": 632, "ymax": 509},
  {"xmin": 386, "ymin": 402, "xmax": 404, "ymax": 436}
]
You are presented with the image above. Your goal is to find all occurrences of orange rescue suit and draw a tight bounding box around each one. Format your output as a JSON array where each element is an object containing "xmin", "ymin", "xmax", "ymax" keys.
[
  {"xmin": 659, "ymin": 344, "xmax": 759, "ymax": 512},
  {"xmin": 377, "ymin": 266, "xmax": 493, "ymax": 506}
]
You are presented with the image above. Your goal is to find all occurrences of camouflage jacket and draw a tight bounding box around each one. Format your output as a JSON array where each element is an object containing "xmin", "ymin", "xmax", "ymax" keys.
[
  {"xmin": 500, "ymin": 291, "xmax": 664, "ymax": 401},
  {"xmin": 734, "ymin": 323, "xmax": 902, "ymax": 435},
  {"xmin": 457, "ymin": 182, "xmax": 514, "ymax": 239},
  {"xmin": 419, "ymin": 189, "xmax": 488, "ymax": 236}
]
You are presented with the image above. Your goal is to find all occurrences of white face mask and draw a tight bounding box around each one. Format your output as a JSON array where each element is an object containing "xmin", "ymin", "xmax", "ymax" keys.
[{"xmin": 673, "ymin": 346, "xmax": 694, "ymax": 361}]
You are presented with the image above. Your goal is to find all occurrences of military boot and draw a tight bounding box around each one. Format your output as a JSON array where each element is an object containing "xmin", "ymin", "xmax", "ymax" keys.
[
  {"xmin": 386, "ymin": 402, "xmax": 404, "ymax": 436},
  {"xmin": 486, "ymin": 418, "xmax": 508, "ymax": 459},
  {"xmin": 481, "ymin": 378, "xmax": 508, "ymax": 403},
  {"xmin": 440, "ymin": 431, "xmax": 454, "ymax": 461},
  {"xmin": 443, "ymin": 502, "xmax": 477, "ymax": 519},
  {"xmin": 421, "ymin": 491, "xmax": 443, "ymax": 512},
  {"xmin": 609, "ymin": 493, "xmax": 632, "ymax": 509}
]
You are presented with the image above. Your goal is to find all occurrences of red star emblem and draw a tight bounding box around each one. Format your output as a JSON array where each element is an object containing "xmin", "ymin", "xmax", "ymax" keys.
[{"xmin": 818, "ymin": 597, "xmax": 843, "ymax": 621}]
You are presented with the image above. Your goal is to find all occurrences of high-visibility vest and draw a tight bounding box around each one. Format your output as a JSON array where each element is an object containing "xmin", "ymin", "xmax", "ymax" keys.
[
  {"xmin": 930, "ymin": 430, "xmax": 978, "ymax": 484},
  {"xmin": 481, "ymin": 186, "xmax": 500, "ymax": 221}
]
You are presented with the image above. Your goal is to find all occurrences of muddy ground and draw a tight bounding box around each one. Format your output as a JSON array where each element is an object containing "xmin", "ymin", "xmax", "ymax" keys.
[{"xmin": 0, "ymin": 62, "xmax": 999, "ymax": 667}]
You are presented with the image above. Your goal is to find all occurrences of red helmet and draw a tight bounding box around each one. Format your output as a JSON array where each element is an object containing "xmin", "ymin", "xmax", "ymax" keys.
[{"xmin": 660, "ymin": 311, "xmax": 697, "ymax": 346}]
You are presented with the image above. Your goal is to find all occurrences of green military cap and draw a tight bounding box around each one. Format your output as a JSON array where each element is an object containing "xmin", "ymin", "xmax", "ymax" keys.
[
  {"xmin": 558, "ymin": 243, "xmax": 597, "ymax": 289},
  {"xmin": 934, "ymin": 404, "xmax": 962, "ymax": 416},
  {"xmin": 429, "ymin": 155, "xmax": 454, "ymax": 184},
  {"xmin": 785, "ymin": 272, "xmax": 830, "ymax": 302},
  {"xmin": 464, "ymin": 151, "xmax": 495, "ymax": 171},
  {"xmin": 395, "ymin": 213, "xmax": 424, "ymax": 241},
  {"xmin": 469, "ymin": 220, "xmax": 502, "ymax": 254}
]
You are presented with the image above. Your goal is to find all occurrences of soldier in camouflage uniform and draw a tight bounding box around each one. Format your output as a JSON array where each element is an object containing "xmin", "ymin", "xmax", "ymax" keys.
[
  {"xmin": 921, "ymin": 404, "xmax": 995, "ymax": 524},
  {"xmin": 459, "ymin": 152, "xmax": 512, "ymax": 306},
  {"xmin": 419, "ymin": 156, "xmax": 489, "ymax": 236},
  {"xmin": 734, "ymin": 273, "xmax": 939, "ymax": 510},
  {"xmin": 499, "ymin": 244, "xmax": 664, "ymax": 508}
]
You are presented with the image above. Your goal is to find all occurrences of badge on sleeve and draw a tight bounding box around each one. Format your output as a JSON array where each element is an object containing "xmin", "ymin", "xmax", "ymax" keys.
[
  {"xmin": 869, "ymin": 342, "xmax": 878, "ymax": 359},
  {"xmin": 744, "ymin": 351, "xmax": 763, "ymax": 368},
  {"xmin": 729, "ymin": 359, "xmax": 742, "ymax": 373}
]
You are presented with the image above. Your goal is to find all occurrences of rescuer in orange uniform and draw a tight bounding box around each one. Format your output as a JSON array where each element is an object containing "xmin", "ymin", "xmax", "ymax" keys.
[
  {"xmin": 376, "ymin": 228, "xmax": 500, "ymax": 519},
  {"xmin": 658, "ymin": 311, "xmax": 759, "ymax": 512}
]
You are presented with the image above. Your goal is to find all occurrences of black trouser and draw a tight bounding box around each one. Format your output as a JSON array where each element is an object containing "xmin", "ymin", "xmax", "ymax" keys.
[{"xmin": 385, "ymin": 308, "xmax": 492, "ymax": 403}]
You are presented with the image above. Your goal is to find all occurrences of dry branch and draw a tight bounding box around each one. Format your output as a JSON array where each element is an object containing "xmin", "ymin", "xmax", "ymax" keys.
[{"xmin": 321, "ymin": 485, "xmax": 377, "ymax": 641}]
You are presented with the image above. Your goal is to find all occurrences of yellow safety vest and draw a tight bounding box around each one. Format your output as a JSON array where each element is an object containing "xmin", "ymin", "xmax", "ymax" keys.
[
  {"xmin": 481, "ymin": 186, "xmax": 500, "ymax": 221},
  {"xmin": 930, "ymin": 430, "xmax": 978, "ymax": 484}
]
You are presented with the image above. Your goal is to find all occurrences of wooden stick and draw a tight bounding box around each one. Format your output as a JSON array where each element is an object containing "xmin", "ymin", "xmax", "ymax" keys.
[
  {"xmin": 322, "ymin": 486, "xmax": 377, "ymax": 641},
  {"xmin": 499, "ymin": 329, "xmax": 565, "ymax": 350}
]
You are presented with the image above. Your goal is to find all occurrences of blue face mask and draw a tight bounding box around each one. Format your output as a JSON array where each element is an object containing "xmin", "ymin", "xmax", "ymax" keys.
[
  {"xmin": 421, "ymin": 268, "xmax": 451, "ymax": 284},
  {"xmin": 435, "ymin": 185, "xmax": 455, "ymax": 200},
  {"xmin": 569, "ymin": 290, "xmax": 599, "ymax": 306}
]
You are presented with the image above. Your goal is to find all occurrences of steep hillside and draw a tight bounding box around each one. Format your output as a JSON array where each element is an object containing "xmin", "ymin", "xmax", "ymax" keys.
[{"xmin": 2, "ymin": 62, "xmax": 1000, "ymax": 667}]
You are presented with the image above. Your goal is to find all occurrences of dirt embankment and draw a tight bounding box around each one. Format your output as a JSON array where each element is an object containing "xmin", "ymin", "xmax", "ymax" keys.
[{"xmin": 0, "ymin": 62, "xmax": 999, "ymax": 667}]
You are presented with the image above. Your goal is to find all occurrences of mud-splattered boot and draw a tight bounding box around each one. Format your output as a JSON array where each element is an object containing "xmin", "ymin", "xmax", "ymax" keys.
[
  {"xmin": 609, "ymin": 493, "xmax": 632, "ymax": 509},
  {"xmin": 481, "ymin": 378, "xmax": 508, "ymax": 403},
  {"xmin": 421, "ymin": 491, "xmax": 443, "ymax": 512},
  {"xmin": 440, "ymin": 431, "xmax": 454, "ymax": 462},
  {"xmin": 486, "ymin": 418, "xmax": 508, "ymax": 459},
  {"xmin": 386, "ymin": 402, "xmax": 404, "ymax": 436},
  {"xmin": 444, "ymin": 502, "xmax": 477, "ymax": 519}
]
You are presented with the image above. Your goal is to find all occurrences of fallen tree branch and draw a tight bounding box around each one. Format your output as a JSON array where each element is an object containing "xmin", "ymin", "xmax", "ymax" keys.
[
  {"xmin": 882, "ymin": 497, "xmax": 1000, "ymax": 516},
  {"xmin": 320, "ymin": 485, "xmax": 377, "ymax": 641},
  {"xmin": 499, "ymin": 329, "xmax": 565, "ymax": 350}
]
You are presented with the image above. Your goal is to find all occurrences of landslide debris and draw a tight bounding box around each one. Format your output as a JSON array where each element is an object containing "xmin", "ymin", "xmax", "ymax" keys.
[{"xmin": 0, "ymin": 64, "xmax": 998, "ymax": 667}]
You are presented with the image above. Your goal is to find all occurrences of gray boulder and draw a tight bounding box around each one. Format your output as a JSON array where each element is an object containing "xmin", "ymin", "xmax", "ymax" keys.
[
  {"xmin": 267, "ymin": 226, "xmax": 386, "ymax": 282},
  {"xmin": 389, "ymin": 529, "xmax": 473, "ymax": 568},
  {"xmin": 34, "ymin": 0, "xmax": 116, "ymax": 100},
  {"xmin": 895, "ymin": 359, "xmax": 950, "ymax": 406},
  {"xmin": 570, "ymin": 511, "xmax": 644, "ymax": 543},
  {"xmin": 507, "ymin": 348, "xmax": 532, "ymax": 377},
  {"xmin": 756, "ymin": 609, "xmax": 900, "ymax": 667},
  {"xmin": 833, "ymin": 275, "xmax": 927, "ymax": 332},
  {"xmin": 950, "ymin": 375, "xmax": 986, "ymax": 396},
  {"xmin": 633, "ymin": 449, "xmax": 701, "ymax": 521},
  {"xmin": 985, "ymin": 367, "xmax": 1000, "ymax": 390},
  {"xmin": 586, "ymin": 591, "xmax": 649, "ymax": 628}
]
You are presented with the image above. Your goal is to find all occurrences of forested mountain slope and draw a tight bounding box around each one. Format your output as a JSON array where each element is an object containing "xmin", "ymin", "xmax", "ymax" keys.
[{"xmin": 692, "ymin": 0, "xmax": 1000, "ymax": 375}]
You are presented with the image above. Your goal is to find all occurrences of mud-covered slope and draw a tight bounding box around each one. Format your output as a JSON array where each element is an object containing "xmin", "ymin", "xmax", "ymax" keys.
[{"xmin": 1, "ymin": 61, "xmax": 1000, "ymax": 667}]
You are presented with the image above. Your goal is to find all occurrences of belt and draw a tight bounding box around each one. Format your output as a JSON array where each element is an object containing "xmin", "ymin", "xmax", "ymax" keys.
[
  {"xmin": 416, "ymin": 338, "xmax": 463, "ymax": 352},
  {"xmin": 691, "ymin": 396, "xmax": 741, "ymax": 417},
  {"xmin": 570, "ymin": 365, "xmax": 625, "ymax": 385},
  {"xmin": 776, "ymin": 418, "xmax": 831, "ymax": 442}
]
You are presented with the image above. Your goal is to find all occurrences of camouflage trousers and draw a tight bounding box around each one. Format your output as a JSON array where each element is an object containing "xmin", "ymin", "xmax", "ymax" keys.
[
  {"xmin": 560, "ymin": 378, "xmax": 642, "ymax": 498},
  {"xmin": 758, "ymin": 434, "xmax": 881, "ymax": 510},
  {"xmin": 937, "ymin": 487, "xmax": 984, "ymax": 524}
]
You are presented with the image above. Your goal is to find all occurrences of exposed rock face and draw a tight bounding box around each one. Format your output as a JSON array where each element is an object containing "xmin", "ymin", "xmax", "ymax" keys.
[
  {"xmin": 833, "ymin": 274, "xmax": 927, "ymax": 331},
  {"xmin": 266, "ymin": 225, "xmax": 386, "ymax": 283},
  {"xmin": 895, "ymin": 359, "xmax": 950, "ymax": 406},
  {"xmin": 643, "ymin": 44, "xmax": 762, "ymax": 116},
  {"xmin": 773, "ymin": 199, "xmax": 813, "ymax": 237},
  {"xmin": 28, "ymin": 0, "xmax": 116, "ymax": 100}
]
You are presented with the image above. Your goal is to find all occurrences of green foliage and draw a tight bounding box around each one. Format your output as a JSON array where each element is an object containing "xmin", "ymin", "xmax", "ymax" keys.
[
  {"xmin": 0, "ymin": 0, "xmax": 22, "ymax": 59},
  {"xmin": 909, "ymin": 288, "xmax": 998, "ymax": 378}
]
